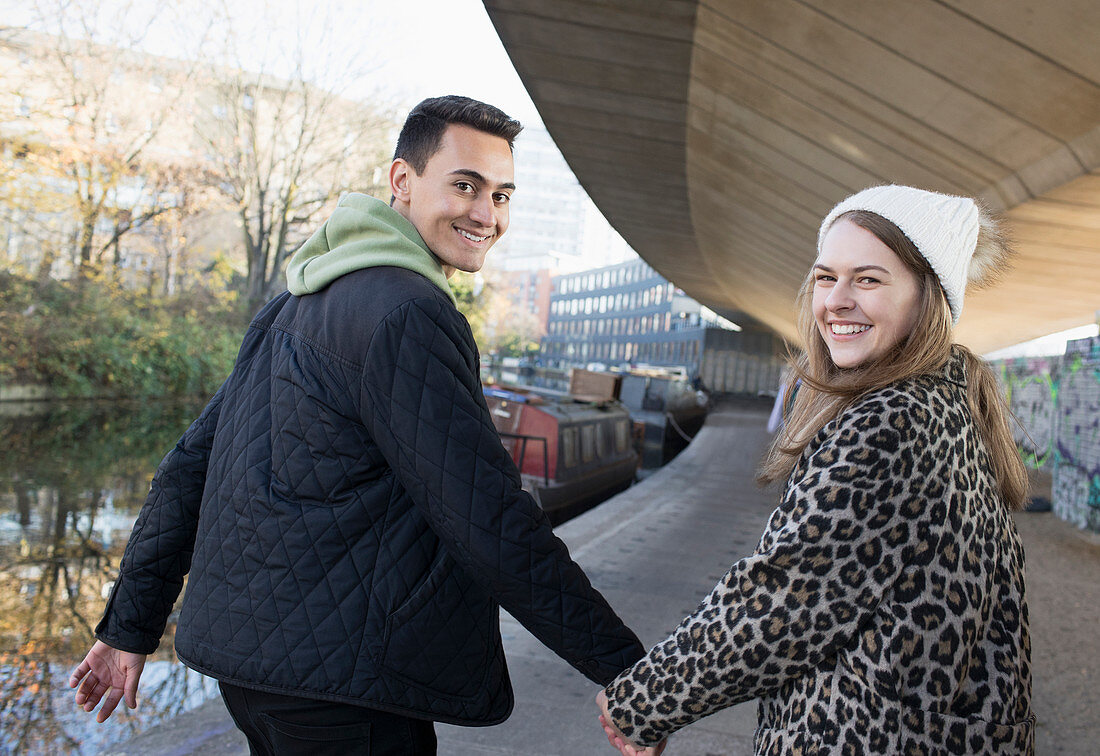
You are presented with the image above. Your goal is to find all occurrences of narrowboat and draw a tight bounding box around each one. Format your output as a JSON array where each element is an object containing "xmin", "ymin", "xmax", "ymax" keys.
[
  {"xmin": 619, "ymin": 371, "xmax": 709, "ymax": 468},
  {"xmin": 482, "ymin": 385, "xmax": 637, "ymax": 525}
]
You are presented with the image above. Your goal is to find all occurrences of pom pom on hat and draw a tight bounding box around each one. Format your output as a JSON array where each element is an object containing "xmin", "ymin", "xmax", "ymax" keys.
[
  {"xmin": 817, "ymin": 185, "xmax": 987, "ymax": 324},
  {"xmin": 968, "ymin": 208, "xmax": 1013, "ymax": 292}
]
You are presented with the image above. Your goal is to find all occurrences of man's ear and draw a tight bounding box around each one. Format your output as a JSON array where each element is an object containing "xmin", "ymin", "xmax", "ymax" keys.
[{"xmin": 389, "ymin": 159, "xmax": 412, "ymax": 203}]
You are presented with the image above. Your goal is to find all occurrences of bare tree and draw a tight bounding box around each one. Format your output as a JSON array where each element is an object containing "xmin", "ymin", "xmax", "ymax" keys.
[
  {"xmin": 476, "ymin": 267, "xmax": 546, "ymax": 356},
  {"xmin": 3, "ymin": 0, "xmax": 213, "ymax": 278},
  {"xmin": 197, "ymin": 3, "xmax": 397, "ymax": 311}
]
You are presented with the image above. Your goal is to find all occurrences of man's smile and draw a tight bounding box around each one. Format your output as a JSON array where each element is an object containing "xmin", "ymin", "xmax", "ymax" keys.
[{"xmin": 456, "ymin": 227, "xmax": 491, "ymax": 243}]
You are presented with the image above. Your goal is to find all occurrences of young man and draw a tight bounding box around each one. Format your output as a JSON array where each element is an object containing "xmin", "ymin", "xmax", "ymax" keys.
[{"xmin": 70, "ymin": 96, "xmax": 644, "ymax": 754}]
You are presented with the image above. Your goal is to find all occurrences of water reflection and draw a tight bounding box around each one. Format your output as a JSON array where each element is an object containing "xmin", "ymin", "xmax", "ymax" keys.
[{"xmin": 0, "ymin": 399, "xmax": 219, "ymax": 754}]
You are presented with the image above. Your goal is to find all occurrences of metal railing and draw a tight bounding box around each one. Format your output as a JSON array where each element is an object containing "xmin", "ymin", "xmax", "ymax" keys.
[{"xmin": 498, "ymin": 432, "xmax": 551, "ymax": 487}]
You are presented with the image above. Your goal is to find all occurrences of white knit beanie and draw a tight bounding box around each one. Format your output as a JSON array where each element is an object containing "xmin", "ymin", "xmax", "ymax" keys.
[{"xmin": 817, "ymin": 185, "xmax": 979, "ymax": 324}]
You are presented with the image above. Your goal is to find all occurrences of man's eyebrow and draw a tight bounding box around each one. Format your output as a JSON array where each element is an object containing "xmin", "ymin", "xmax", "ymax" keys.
[{"xmin": 449, "ymin": 169, "xmax": 515, "ymax": 190}]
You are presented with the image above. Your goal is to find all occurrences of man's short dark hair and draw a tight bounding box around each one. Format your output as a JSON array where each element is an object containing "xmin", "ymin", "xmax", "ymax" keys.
[{"xmin": 394, "ymin": 95, "xmax": 523, "ymax": 175}]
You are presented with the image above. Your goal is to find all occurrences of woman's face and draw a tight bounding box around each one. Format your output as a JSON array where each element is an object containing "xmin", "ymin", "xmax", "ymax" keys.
[{"xmin": 812, "ymin": 218, "xmax": 922, "ymax": 369}]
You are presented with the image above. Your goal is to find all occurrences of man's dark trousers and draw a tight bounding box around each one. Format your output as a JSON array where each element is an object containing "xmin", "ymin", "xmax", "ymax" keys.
[{"xmin": 219, "ymin": 682, "xmax": 437, "ymax": 755}]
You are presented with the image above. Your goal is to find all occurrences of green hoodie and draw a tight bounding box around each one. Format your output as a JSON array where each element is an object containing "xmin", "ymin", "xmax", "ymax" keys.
[{"xmin": 285, "ymin": 193, "xmax": 456, "ymax": 304}]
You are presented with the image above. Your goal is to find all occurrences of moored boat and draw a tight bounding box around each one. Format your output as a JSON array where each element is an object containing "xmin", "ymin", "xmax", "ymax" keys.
[
  {"xmin": 619, "ymin": 370, "xmax": 709, "ymax": 468},
  {"xmin": 483, "ymin": 385, "xmax": 637, "ymax": 525}
]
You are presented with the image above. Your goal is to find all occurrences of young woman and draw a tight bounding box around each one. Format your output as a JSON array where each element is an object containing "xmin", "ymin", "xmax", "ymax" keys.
[{"xmin": 597, "ymin": 185, "xmax": 1034, "ymax": 755}]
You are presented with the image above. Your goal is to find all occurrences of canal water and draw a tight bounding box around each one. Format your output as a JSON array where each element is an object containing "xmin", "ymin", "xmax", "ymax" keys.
[{"xmin": 0, "ymin": 399, "xmax": 219, "ymax": 755}]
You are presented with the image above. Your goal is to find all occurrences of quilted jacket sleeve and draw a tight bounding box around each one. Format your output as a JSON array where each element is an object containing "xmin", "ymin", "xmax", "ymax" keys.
[
  {"xmin": 359, "ymin": 296, "xmax": 644, "ymax": 686},
  {"xmin": 94, "ymin": 383, "xmax": 226, "ymax": 654},
  {"xmin": 604, "ymin": 389, "xmax": 950, "ymax": 746}
]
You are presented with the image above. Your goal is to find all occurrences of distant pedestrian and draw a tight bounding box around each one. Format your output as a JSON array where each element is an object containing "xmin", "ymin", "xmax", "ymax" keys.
[
  {"xmin": 765, "ymin": 373, "xmax": 799, "ymax": 434},
  {"xmin": 597, "ymin": 185, "xmax": 1034, "ymax": 755}
]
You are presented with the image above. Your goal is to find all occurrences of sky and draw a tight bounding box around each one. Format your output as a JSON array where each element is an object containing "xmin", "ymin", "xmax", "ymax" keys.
[
  {"xmin": 354, "ymin": 0, "xmax": 543, "ymax": 125},
  {"xmin": 3, "ymin": 0, "xmax": 544, "ymax": 125}
]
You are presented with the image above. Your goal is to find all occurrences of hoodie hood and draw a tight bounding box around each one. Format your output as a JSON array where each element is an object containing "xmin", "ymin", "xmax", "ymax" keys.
[{"xmin": 286, "ymin": 193, "xmax": 456, "ymax": 304}]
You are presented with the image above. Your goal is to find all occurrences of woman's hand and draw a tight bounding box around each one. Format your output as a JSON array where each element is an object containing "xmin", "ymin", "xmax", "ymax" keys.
[
  {"xmin": 69, "ymin": 640, "xmax": 147, "ymax": 722},
  {"xmin": 596, "ymin": 688, "xmax": 667, "ymax": 755}
]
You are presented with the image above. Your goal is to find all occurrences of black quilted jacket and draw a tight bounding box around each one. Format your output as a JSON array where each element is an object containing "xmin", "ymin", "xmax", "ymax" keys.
[{"xmin": 95, "ymin": 266, "xmax": 644, "ymax": 725}]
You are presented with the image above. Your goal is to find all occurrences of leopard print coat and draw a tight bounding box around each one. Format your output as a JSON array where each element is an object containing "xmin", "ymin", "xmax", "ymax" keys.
[{"xmin": 605, "ymin": 350, "xmax": 1034, "ymax": 754}]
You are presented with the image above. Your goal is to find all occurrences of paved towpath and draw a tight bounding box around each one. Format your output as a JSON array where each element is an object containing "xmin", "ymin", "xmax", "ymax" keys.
[{"xmin": 106, "ymin": 399, "xmax": 1100, "ymax": 755}]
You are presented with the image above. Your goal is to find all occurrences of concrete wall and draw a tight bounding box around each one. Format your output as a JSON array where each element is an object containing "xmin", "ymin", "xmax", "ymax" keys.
[
  {"xmin": 996, "ymin": 336, "xmax": 1100, "ymax": 531},
  {"xmin": 699, "ymin": 327, "xmax": 785, "ymax": 396}
]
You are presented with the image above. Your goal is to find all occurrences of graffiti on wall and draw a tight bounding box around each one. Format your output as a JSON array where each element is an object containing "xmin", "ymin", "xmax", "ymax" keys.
[
  {"xmin": 1056, "ymin": 340, "xmax": 1100, "ymax": 530},
  {"xmin": 995, "ymin": 336, "xmax": 1100, "ymax": 532},
  {"xmin": 999, "ymin": 357, "xmax": 1060, "ymax": 468}
]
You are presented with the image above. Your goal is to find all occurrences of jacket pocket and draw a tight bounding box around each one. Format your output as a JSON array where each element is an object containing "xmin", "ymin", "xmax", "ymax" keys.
[
  {"xmin": 258, "ymin": 712, "xmax": 372, "ymax": 751},
  {"xmin": 379, "ymin": 555, "xmax": 495, "ymax": 702},
  {"xmin": 898, "ymin": 706, "xmax": 1035, "ymax": 755},
  {"xmin": 753, "ymin": 724, "xmax": 822, "ymax": 756},
  {"xmin": 828, "ymin": 655, "xmax": 1034, "ymax": 755}
]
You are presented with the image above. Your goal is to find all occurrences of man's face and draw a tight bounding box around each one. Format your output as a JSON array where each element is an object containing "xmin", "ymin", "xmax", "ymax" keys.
[{"xmin": 391, "ymin": 124, "xmax": 515, "ymax": 277}]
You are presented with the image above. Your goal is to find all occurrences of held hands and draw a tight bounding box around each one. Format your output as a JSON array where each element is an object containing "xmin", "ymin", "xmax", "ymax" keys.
[
  {"xmin": 69, "ymin": 640, "xmax": 148, "ymax": 722},
  {"xmin": 596, "ymin": 689, "xmax": 667, "ymax": 755}
]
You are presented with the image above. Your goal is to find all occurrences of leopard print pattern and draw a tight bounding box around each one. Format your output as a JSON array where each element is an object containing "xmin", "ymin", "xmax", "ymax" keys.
[{"xmin": 605, "ymin": 351, "xmax": 1034, "ymax": 754}]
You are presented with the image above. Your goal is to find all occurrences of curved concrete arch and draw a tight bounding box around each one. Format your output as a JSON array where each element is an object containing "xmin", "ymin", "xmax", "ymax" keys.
[{"xmin": 485, "ymin": 0, "xmax": 1100, "ymax": 352}]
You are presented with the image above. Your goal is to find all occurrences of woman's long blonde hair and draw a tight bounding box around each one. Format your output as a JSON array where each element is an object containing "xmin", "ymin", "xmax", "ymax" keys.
[{"xmin": 757, "ymin": 209, "xmax": 1027, "ymax": 510}]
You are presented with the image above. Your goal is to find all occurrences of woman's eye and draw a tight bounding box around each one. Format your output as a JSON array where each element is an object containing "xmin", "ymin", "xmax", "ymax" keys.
[{"xmin": 858, "ymin": 277, "xmax": 880, "ymax": 285}]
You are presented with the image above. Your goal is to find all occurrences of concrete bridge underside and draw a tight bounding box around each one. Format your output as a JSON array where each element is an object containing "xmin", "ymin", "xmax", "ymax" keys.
[{"xmin": 484, "ymin": 0, "xmax": 1100, "ymax": 352}]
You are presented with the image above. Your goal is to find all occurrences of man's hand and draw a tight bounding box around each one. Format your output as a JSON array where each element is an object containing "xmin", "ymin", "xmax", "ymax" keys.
[
  {"xmin": 596, "ymin": 689, "xmax": 667, "ymax": 755},
  {"xmin": 69, "ymin": 640, "xmax": 147, "ymax": 722}
]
